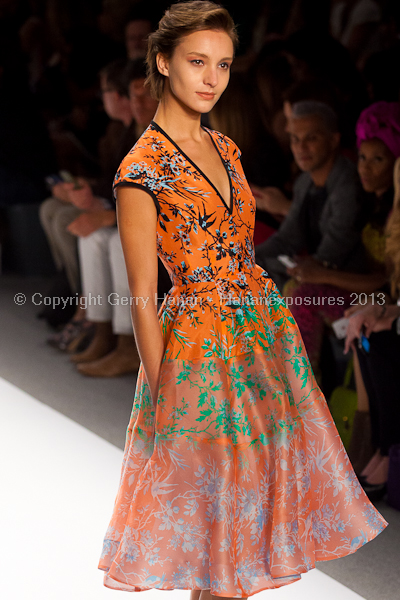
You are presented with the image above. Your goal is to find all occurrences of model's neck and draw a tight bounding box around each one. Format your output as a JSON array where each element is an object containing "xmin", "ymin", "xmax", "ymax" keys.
[{"xmin": 152, "ymin": 86, "xmax": 203, "ymax": 143}]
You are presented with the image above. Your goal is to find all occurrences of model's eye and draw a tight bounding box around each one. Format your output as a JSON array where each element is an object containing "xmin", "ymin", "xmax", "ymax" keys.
[
  {"xmin": 219, "ymin": 62, "xmax": 230, "ymax": 70},
  {"xmin": 190, "ymin": 59, "xmax": 203, "ymax": 66}
]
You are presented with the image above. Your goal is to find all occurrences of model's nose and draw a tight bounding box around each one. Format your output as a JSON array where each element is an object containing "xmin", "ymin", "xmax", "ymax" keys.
[{"xmin": 203, "ymin": 67, "xmax": 218, "ymax": 88}]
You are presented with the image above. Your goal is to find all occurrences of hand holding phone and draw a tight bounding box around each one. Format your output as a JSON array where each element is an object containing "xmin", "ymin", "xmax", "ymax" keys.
[
  {"xmin": 358, "ymin": 331, "xmax": 370, "ymax": 354},
  {"xmin": 332, "ymin": 317, "xmax": 349, "ymax": 340}
]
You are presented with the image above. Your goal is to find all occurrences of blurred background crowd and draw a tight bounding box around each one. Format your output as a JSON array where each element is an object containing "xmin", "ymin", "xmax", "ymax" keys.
[{"xmin": 1, "ymin": 0, "xmax": 400, "ymax": 501}]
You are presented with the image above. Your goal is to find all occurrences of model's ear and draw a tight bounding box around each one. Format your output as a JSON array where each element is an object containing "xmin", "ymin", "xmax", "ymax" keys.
[{"xmin": 156, "ymin": 53, "xmax": 169, "ymax": 77}]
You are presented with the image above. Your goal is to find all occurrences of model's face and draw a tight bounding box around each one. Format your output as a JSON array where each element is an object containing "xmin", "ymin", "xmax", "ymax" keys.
[
  {"xmin": 286, "ymin": 115, "xmax": 340, "ymax": 173},
  {"xmin": 128, "ymin": 77, "xmax": 158, "ymax": 127},
  {"xmin": 157, "ymin": 29, "xmax": 234, "ymax": 113},
  {"xmin": 358, "ymin": 138, "xmax": 395, "ymax": 195}
]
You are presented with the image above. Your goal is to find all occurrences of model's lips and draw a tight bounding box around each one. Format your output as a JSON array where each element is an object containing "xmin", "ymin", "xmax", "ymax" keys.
[{"xmin": 196, "ymin": 92, "xmax": 215, "ymax": 100}]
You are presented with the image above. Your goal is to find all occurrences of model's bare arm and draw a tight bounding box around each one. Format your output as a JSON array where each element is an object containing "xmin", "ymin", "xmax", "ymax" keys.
[{"xmin": 116, "ymin": 186, "xmax": 164, "ymax": 406}]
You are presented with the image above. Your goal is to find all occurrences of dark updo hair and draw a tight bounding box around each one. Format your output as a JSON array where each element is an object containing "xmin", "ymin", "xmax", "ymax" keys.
[{"xmin": 145, "ymin": 1, "xmax": 238, "ymax": 101}]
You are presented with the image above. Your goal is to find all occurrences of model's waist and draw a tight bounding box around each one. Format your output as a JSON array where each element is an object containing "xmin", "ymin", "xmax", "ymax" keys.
[
  {"xmin": 167, "ymin": 271, "xmax": 268, "ymax": 294},
  {"xmin": 171, "ymin": 266, "xmax": 265, "ymax": 285}
]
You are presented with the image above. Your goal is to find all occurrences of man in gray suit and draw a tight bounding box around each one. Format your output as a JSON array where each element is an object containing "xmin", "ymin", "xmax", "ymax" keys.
[{"xmin": 254, "ymin": 101, "xmax": 365, "ymax": 292}]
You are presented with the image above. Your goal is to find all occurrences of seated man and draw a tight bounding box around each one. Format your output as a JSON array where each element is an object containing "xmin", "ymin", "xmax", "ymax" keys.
[
  {"xmin": 39, "ymin": 58, "xmax": 133, "ymax": 298},
  {"xmin": 255, "ymin": 100, "xmax": 366, "ymax": 293},
  {"xmin": 68, "ymin": 58, "xmax": 170, "ymax": 377}
]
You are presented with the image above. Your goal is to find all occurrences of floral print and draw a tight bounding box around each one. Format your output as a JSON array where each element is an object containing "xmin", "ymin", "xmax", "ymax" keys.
[{"xmin": 98, "ymin": 121, "xmax": 388, "ymax": 597}]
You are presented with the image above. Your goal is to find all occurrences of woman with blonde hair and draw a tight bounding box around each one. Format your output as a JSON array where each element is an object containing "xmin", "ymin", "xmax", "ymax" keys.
[
  {"xmin": 344, "ymin": 157, "xmax": 400, "ymax": 500},
  {"xmin": 97, "ymin": 3, "xmax": 387, "ymax": 598}
]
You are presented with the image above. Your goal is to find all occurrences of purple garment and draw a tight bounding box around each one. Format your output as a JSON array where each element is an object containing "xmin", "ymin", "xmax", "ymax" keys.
[{"xmin": 356, "ymin": 101, "xmax": 400, "ymax": 158}]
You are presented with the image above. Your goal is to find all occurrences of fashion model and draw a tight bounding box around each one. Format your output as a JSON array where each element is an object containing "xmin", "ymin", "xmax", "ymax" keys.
[{"xmin": 98, "ymin": 2, "xmax": 388, "ymax": 598}]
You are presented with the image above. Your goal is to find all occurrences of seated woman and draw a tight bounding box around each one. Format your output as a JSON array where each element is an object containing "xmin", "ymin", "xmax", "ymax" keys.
[
  {"xmin": 285, "ymin": 101, "xmax": 400, "ymax": 378},
  {"xmin": 344, "ymin": 162, "xmax": 400, "ymax": 500}
]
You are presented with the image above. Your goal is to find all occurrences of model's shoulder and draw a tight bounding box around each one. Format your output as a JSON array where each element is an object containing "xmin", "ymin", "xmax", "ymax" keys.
[
  {"xmin": 113, "ymin": 124, "xmax": 168, "ymax": 194},
  {"xmin": 113, "ymin": 124, "xmax": 169, "ymax": 213},
  {"xmin": 203, "ymin": 126, "xmax": 242, "ymax": 159},
  {"xmin": 119, "ymin": 123, "xmax": 169, "ymax": 169}
]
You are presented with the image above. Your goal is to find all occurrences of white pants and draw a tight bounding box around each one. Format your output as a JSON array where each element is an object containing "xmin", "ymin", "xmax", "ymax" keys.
[{"xmin": 78, "ymin": 227, "xmax": 133, "ymax": 335}]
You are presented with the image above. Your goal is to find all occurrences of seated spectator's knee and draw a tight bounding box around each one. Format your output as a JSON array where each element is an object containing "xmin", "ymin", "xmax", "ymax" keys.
[
  {"xmin": 39, "ymin": 196, "xmax": 63, "ymax": 225},
  {"xmin": 52, "ymin": 205, "xmax": 81, "ymax": 235}
]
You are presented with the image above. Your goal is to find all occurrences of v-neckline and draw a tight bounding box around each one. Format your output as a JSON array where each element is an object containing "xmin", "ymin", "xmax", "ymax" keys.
[{"xmin": 150, "ymin": 120, "xmax": 234, "ymax": 215}]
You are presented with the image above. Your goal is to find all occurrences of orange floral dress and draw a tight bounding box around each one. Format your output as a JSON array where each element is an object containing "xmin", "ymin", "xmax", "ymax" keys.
[{"xmin": 98, "ymin": 121, "xmax": 388, "ymax": 597}]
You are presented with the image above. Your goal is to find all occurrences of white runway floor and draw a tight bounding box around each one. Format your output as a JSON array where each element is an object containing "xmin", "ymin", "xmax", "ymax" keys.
[{"xmin": 1, "ymin": 376, "xmax": 366, "ymax": 600}]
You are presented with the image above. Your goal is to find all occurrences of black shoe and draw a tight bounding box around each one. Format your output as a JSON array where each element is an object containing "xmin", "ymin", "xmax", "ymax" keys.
[{"xmin": 362, "ymin": 481, "xmax": 387, "ymax": 502}]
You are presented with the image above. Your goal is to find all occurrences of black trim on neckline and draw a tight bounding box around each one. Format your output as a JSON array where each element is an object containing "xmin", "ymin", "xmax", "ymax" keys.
[{"xmin": 150, "ymin": 120, "xmax": 233, "ymax": 215}]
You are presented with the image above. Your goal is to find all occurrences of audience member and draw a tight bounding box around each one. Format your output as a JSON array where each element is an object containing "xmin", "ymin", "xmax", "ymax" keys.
[
  {"xmin": 283, "ymin": 101, "xmax": 399, "ymax": 374},
  {"xmin": 125, "ymin": 13, "xmax": 153, "ymax": 60},
  {"xmin": 285, "ymin": 28, "xmax": 369, "ymax": 140},
  {"xmin": 248, "ymin": 40, "xmax": 294, "ymax": 155},
  {"xmin": 68, "ymin": 59, "xmax": 165, "ymax": 377},
  {"xmin": 46, "ymin": 21, "xmax": 119, "ymax": 179},
  {"xmin": 330, "ymin": 0, "xmax": 381, "ymax": 67},
  {"xmin": 344, "ymin": 158, "xmax": 400, "ymax": 499},
  {"xmin": 281, "ymin": 79, "xmax": 356, "ymax": 151},
  {"xmin": 254, "ymin": 101, "xmax": 365, "ymax": 295},
  {"xmin": 39, "ymin": 59, "xmax": 131, "ymax": 303}
]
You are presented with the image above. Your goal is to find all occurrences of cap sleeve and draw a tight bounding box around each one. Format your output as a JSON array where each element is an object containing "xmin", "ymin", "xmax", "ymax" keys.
[
  {"xmin": 222, "ymin": 133, "xmax": 242, "ymax": 161},
  {"xmin": 232, "ymin": 139, "xmax": 242, "ymax": 160},
  {"xmin": 113, "ymin": 152, "xmax": 161, "ymax": 217}
]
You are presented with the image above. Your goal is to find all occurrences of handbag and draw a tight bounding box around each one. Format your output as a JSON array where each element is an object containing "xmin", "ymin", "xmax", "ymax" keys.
[
  {"xmin": 387, "ymin": 443, "xmax": 400, "ymax": 511},
  {"xmin": 328, "ymin": 358, "xmax": 358, "ymax": 451}
]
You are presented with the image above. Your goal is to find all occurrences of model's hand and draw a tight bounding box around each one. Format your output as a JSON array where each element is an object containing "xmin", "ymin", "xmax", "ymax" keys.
[
  {"xmin": 67, "ymin": 210, "xmax": 116, "ymax": 237},
  {"xmin": 287, "ymin": 256, "xmax": 326, "ymax": 284},
  {"xmin": 64, "ymin": 178, "xmax": 101, "ymax": 211},
  {"xmin": 250, "ymin": 185, "xmax": 291, "ymax": 217}
]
